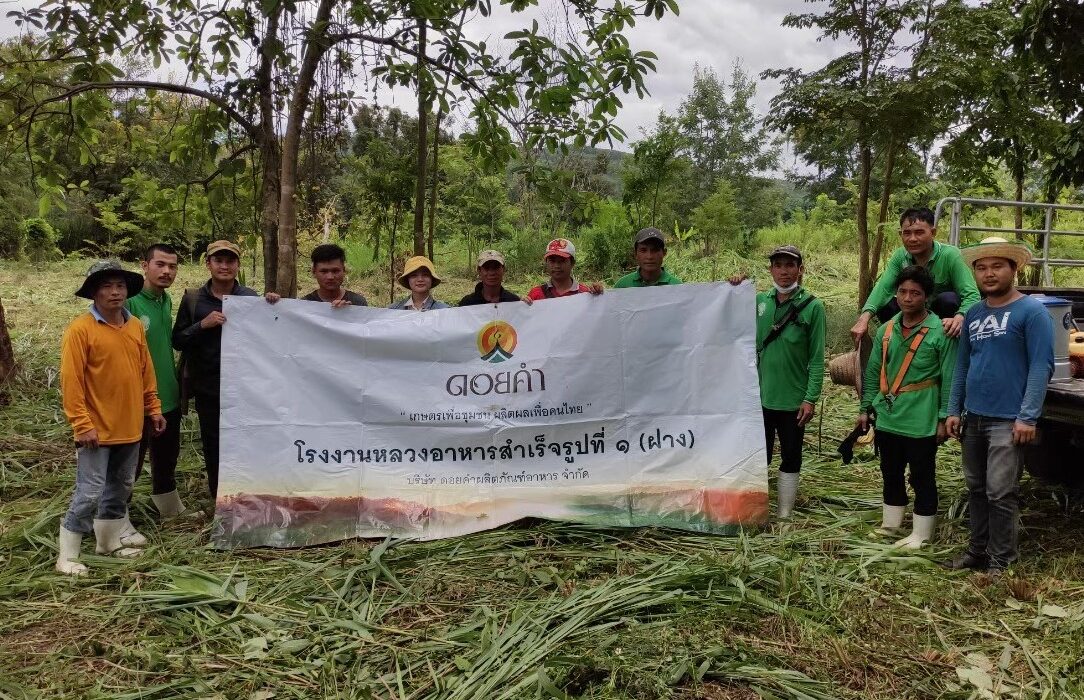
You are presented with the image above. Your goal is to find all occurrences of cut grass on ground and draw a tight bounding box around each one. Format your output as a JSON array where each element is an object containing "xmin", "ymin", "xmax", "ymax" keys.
[{"xmin": 1, "ymin": 259, "xmax": 1083, "ymax": 699}]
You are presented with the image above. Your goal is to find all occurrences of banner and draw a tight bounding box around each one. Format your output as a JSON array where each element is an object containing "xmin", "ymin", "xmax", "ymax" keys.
[{"xmin": 213, "ymin": 282, "xmax": 768, "ymax": 548}]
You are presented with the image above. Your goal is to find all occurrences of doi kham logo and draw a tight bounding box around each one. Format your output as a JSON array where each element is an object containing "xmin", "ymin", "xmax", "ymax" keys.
[{"xmin": 477, "ymin": 320, "xmax": 518, "ymax": 363}]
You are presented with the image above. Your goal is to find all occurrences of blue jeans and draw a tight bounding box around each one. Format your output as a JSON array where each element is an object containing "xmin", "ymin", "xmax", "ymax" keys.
[
  {"xmin": 62, "ymin": 442, "xmax": 139, "ymax": 534},
  {"xmin": 961, "ymin": 415, "xmax": 1023, "ymax": 568}
]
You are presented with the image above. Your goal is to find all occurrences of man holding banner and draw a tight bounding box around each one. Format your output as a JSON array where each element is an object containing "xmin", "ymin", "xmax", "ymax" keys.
[{"xmin": 732, "ymin": 245, "xmax": 825, "ymax": 518}]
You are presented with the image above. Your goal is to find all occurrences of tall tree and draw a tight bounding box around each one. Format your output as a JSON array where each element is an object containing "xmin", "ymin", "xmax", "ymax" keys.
[
  {"xmin": 621, "ymin": 114, "xmax": 686, "ymax": 228},
  {"xmin": 765, "ymin": 0, "xmax": 953, "ymax": 304},
  {"xmin": 677, "ymin": 63, "xmax": 779, "ymax": 203},
  {"xmin": 0, "ymin": 298, "xmax": 14, "ymax": 404}
]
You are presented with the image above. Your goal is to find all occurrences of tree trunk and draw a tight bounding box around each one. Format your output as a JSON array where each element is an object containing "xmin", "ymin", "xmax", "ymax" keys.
[
  {"xmin": 870, "ymin": 143, "xmax": 897, "ymax": 279},
  {"xmin": 412, "ymin": 18, "xmax": 429, "ymax": 257},
  {"xmin": 373, "ymin": 209, "xmax": 384, "ymax": 262},
  {"xmin": 0, "ymin": 298, "xmax": 15, "ymax": 405},
  {"xmin": 257, "ymin": 4, "xmax": 283, "ymax": 291},
  {"xmin": 389, "ymin": 201, "xmax": 401, "ymax": 304},
  {"xmin": 856, "ymin": 144, "xmax": 873, "ymax": 305},
  {"xmin": 275, "ymin": 0, "xmax": 335, "ymax": 297},
  {"xmin": 427, "ymin": 116, "xmax": 440, "ymax": 261}
]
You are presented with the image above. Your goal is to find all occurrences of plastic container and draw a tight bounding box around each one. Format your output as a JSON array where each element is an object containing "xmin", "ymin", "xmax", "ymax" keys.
[{"xmin": 1030, "ymin": 295, "xmax": 1072, "ymax": 383}]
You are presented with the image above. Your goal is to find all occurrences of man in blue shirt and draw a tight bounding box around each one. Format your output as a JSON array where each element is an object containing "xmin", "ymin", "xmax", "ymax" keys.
[{"xmin": 945, "ymin": 237, "xmax": 1054, "ymax": 575}]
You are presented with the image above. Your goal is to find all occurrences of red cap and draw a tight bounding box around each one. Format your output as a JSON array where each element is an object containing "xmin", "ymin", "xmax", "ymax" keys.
[{"xmin": 544, "ymin": 238, "xmax": 576, "ymax": 260}]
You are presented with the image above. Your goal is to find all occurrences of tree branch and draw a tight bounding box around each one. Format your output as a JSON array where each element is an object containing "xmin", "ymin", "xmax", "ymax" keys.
[{"xmin": 16, "ymin": 80, "xmax": 260, "ymax": 140}]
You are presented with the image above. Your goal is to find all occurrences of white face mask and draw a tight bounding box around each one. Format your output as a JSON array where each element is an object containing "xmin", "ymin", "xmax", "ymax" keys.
[{"xmin": 773, "ymin": 281, "xmax": 799, "ymax": 294}]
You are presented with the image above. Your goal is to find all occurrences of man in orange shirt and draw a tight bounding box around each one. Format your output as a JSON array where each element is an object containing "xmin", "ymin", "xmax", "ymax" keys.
[{"xmin": 57, "ymin": 261, "xmax": 165, "ymax": 575}]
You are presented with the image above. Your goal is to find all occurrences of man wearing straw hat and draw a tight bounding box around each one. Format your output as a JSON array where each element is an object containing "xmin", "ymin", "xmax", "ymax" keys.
[
  {"xmin": 945, "ymin": 237, "xmax": 1053, "ymax": 575},
  {"xmin": 850, "ymin": 207, "xmax": 980, "ymax": 344},
  {"xmin": 731, "ymin": 245, "xmax": 825, "ymax": 518}
]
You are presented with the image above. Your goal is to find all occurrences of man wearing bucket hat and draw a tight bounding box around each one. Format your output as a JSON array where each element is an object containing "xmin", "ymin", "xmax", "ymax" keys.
[
  {"xmin": 945, "ymin": 237, "xmax": 1054, "ymax": 575},
  {"xmin": 526, "ymin": 238, "xmax": 604, "ymax": 300},
  {"xmin": 172, "ymin": 240, "xmax": 270, "ymax": 500},
  {"xmin": 730, "ymin": 245, "xmax": 825, "ymax": 518},
  {"xmin": 851, "ymin": 207, "xmax": 980, "ymax": 344},
  {"xmin": 857, "ymin": 265, "xmax": 957, "ymax": 549},
  {"xmin": 56, "ymin": 261, "xmax": 166, "ymax": 575},
  {"xmin": 389, "ymin": 255, "xmax": 450, "ymax": 311},
  {"xmin": 614, "ymin": 228, "xmax": 682, "ymax": 288},
  {"xmin": 459, "ymin": 250, "xmax": 521, "ymax": 306}
]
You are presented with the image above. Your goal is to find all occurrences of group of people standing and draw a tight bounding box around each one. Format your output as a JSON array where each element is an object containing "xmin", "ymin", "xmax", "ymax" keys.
[{"xmin": 53, "ymin": 209, "xmax": 1054, "ymax": 579}]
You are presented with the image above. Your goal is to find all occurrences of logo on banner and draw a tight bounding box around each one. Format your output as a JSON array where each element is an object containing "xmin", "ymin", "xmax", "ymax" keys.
[{"xmin": 477, "ymin": 321, "xmax": 518, "ymax": 363}]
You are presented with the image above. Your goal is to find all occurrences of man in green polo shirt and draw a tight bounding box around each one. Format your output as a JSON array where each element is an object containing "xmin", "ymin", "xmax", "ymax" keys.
[
  {"xmin": 127, "ymin": 243, "xmax": 190, "ymax": 522},
  {"xmin": 850, "ymin": 207, "xmax": 979, "ymax": 344},
  {"xmin": 732, "ymin": 245, "xmax": 826, "ymax": 518},
  {"xmin": 614, "ymin": 227, "xmax": 682, "ymax": 288}
]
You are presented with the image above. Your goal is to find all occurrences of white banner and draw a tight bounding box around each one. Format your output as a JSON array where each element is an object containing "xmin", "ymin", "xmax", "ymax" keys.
[{"xmin": 214, "ymin": 282, "xmax": 768, "ymax": 548}]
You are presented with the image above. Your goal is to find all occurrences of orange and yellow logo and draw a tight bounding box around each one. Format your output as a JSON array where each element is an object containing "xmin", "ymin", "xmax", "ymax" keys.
[{"xmin": 477, "ymin": 321, "xmax": 518, "ymax": 363}]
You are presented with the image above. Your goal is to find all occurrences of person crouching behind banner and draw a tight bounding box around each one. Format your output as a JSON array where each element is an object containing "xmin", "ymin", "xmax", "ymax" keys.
[
  {"xmin": 729, "ymin": 245, "xmax": 825, "ymax": 518},
  {"xmin": 57, "ymin": 261, "xmax": 166, "ymax": 575},
  {"xmin": 857, "ymin": 265, "xmax": 956, "ymax": 548},
  {"xmin": 389, "ymin": 256, "xmax": 449, "ymax": 311},
  {"xmin": 526, "ymin": 238, "xmax": 604, "ymax": 300}
]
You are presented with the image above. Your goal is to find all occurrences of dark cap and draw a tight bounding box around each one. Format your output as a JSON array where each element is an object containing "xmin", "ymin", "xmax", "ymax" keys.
[
  {"xmin": 206, "ymin": 239, "xmax": 241, "ymax": 258},
  {"xmin": 74, "ymin": 260, "xmax": 144, "ymax": 299},
  {"xmin": 634, "ymin": 227, "xmax": 666, "ymax": 247},
  {"xmin": 767, "ymin": 245, "xmax": 803, "ymax": 264}
]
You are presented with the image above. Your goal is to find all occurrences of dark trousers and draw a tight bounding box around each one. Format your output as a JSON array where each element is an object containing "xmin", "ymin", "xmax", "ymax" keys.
[
  {"xmin": 194, "ymin": 392, "xmax": 220, "ymax": 499},
  {"xmin": 763, "ymin": 408, "xmax": 805, "ymax": 474},
  {"xmin": 875, "ymin": 429, "xmax": 938, "ymax": 516},
  {"xmin": 876, "ymin": 291, "xmax": 960, "ymax": 322},
  {"xmin": 135, "ymin": 408, "xmax": 182, "ymax": 495},
  {"xmin": 961, "ymin": 414, "xmax": 1023, "ymax": 569}
]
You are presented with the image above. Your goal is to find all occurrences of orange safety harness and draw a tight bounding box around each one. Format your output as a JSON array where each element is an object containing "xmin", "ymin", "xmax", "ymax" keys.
[{"xmin": 879, "ymin": 319, "xmax": 937, "ymax": 410}]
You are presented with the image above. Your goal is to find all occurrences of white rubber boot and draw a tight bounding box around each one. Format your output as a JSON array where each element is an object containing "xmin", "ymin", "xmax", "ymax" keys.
[
  {"xmin": 118, "ymin": 515, "xmax": 148, "ymax": 547},
  {"xmin": 872, "ymin": 504, "xmax": 905, "ymax": 537},
  {"xmin": 777, "ymin": 472, "xmax": 799, "ymax": 519},
  {"xmin": 56, "ymin": 527, "xmax": 88, "ymax": 576},
  {"xmin": 895, "ymin": 514, "xmax": 936, "ymax": 550},
  {"xmin": 94, "ymin": 519, "xmax": 142, "ymax": 558},
  {"xmin": 150, "ymin": 490, "xmax": 191, "ymax": 519}
]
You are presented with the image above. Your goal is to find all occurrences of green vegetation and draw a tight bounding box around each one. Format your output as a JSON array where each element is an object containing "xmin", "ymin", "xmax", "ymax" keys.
[{"xmin": 2, "ymin": 257, "xmax": 1083, "ymax": 699}]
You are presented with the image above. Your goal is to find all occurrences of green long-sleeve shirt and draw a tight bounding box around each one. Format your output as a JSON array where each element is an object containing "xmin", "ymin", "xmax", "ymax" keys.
[
  {"xmin": 861, "ymin": 312, "xmax": 957, "ymax": 438},
  {"xmin": 126, "ymin": 287, "xmax": 180, "ymax": 414},
  {"xmin": 861, "ymin": 242, "xmax": 980, "ymax": 317},
  {"xmin": 756, "ymin": 287, "xmax": 826, "ymax": 411}
]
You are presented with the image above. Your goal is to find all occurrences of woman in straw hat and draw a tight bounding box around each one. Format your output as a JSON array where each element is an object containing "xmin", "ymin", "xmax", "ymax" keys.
[
  {"xmin": 857, "ymin": 265, "xmax": 957, "ymax": 549},
  {"xmin": 389, "ymin": 256, "xmax": 450, "ymax": 311}
]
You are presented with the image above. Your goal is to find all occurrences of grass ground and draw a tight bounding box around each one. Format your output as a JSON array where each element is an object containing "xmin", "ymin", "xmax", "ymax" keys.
[{"xmin": 1, "ymin": 257, "xmax": 1083, "ymax": 699}]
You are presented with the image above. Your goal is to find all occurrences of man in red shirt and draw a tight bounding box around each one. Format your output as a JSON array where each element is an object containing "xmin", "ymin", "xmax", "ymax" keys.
[{"xmin": 526, "ymin": 238, "xmax": 603, "ymax": 300}]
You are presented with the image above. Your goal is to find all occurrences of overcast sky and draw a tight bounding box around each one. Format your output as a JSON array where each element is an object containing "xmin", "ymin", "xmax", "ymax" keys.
[
  {"xmin": 378, "ymin": 1, "xmax": 850, "ymax": 158},
  {"xmin": 2, "ymin": 0, "xmax": 848, "ymax": 156}
]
